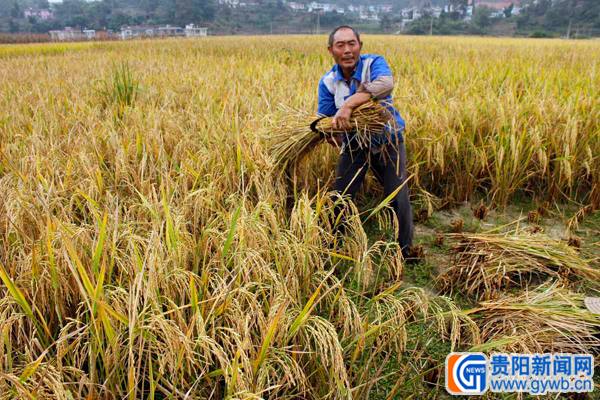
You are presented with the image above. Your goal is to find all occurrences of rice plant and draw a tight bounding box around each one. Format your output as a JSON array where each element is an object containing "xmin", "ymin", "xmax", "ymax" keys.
[
  {"xmin": 0, "ymin": 35, "xmax": 598, "ymax": 398},
  {"xmin": 96, "ymin": 61, "xmax": 140, "ymax": 119}
]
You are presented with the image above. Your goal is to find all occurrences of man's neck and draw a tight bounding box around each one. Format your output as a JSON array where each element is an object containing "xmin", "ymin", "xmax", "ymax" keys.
[
  {"xmin": 343, "ymin": 71, "xmax": 352, "ymax": 81},
  {"xmin": 340, "ymin": 65, "xmax": 354, "ymax": 81}
]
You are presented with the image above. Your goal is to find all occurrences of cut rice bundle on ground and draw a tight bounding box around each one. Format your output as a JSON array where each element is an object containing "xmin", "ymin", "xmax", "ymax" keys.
[
  {"xmin": 437, "ymin": 232, "xmax": 598, "ymax": 300},
  {"xmin": 267, "ymin": 100, "xmax": 393, "ymax": 174},
  {"xmin": 469, "ymin": 284, "xmax": 600, "ymax": 354}
]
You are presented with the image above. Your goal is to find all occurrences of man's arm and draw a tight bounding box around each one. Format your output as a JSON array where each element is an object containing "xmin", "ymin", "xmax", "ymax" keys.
[
  {"xmin": 357, "ymin": 76, "xmax": 394, "ymax": 99},
  {"xmin": 331, "ymin": 92, "xmax": 371, "ymax": 131},
  {"xmin": 318, "ymin": 78, "xmax": 336, "ymax": 116},
  {"xmin": 318, "ymin": 77, "xmax": 345, "ymax": 147},
  {"xmin": 358, "ymin": 55, "xmax": 395, "ymax": 99}
]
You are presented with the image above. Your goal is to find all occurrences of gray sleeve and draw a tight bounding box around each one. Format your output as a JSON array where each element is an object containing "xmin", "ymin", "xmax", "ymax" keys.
[{"xmin": 357, "ymin": 75, "xmax": 394, "ymax": 99}]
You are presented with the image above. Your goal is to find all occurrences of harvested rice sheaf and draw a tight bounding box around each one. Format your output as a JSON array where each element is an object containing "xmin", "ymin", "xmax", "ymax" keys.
[
  {"xmin": 268, "ymin": 100, "xmax": 394, "ymax": 173},
  {"xmin": 437, "ymin": 232, "xmax": 599, "ymax": 300},
  {"xmin": 469, "ymin": 284, "xmax": 600, "ymax": 354}
]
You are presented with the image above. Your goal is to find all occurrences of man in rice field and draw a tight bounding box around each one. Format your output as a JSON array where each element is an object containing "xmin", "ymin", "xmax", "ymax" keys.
[{"xmin": 318, "ymin": 25, "xmax": 414, "ymax": 261}]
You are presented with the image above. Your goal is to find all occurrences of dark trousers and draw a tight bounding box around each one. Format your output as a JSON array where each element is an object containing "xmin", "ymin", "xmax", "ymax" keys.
[{"xmin": 332, "ymin": 138, "xmax": 413, "ymax": 256}]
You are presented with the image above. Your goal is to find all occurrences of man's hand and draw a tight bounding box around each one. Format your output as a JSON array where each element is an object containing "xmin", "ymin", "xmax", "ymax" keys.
[
  {"xmin": 325, "ymin": 133, "xmax": 343, "ymax": 148},
  {"xmin": 332, "ymin": 105, "xmax": 353, "ymax": 131}
]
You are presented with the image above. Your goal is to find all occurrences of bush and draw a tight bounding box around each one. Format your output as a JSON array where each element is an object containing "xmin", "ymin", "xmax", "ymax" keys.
[{"xmin": 529, "ymin": 30, "xmax": 552, "ymax": 38}]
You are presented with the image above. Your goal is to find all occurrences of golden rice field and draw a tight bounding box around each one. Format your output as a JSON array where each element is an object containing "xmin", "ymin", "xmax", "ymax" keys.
[{"xmin": 0, "ymin": 35, "xmax": 599, "ymax": 398}]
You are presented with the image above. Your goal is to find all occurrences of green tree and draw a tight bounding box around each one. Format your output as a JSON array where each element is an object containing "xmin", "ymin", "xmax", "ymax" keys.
[
  {"xmin": 380, "ymin": 14, "xmax": 393, "ymax": 32},
  {"xmin": 472, "ymin": 5, "xmax": 492, "ymax": 28},
  {"xmin": 8, "ymin": 17, "xmax": 18, "ymax": 32},
  {"xmin": 174, "ymin": 0, "xmax": 215, "ymax": 25},
  {"xmin": 10, "ymin": 0, "xmax": 22, "ymax": 18},
  {"xmin": 503, "ymin": 3, "xmax": 514, "ymax": 18}
]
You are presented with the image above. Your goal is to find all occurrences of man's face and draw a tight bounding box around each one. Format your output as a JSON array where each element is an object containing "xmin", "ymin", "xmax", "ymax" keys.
[{"xmin": 328, "ymin": 28, "xmax": 361, "ymax": 72}]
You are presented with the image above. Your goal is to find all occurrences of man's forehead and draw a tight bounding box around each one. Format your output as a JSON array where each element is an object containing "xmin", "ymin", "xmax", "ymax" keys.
[{"xmin": 332, "ymin": 28, "xmax": 358, "ymax": 44}]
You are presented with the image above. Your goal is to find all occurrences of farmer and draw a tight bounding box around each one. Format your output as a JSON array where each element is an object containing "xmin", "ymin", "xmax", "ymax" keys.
[{"xmin": 318, "ymin": 25, "xmax": 414, "ymax": 260}]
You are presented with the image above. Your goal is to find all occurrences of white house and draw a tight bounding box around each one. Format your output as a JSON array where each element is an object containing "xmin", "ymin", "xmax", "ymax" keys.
[
  {"xmin": 359, "ymin": 11, "xmax": 379, "ymax": 21},
  {"xmin": 120, "ymin": 26, "xmax": 156, "ymax": 39},
  {"xmin": 307, "ymin": 2, "xmax": 335, "ymax": 12},
  {"xmin": 49, "ymin": 27, "xmax": 85, "ymax": 41},
  {"xmin": 218, "ymin": 0, "xmax": 240, "ymax": 7},
  {"xmin": 401, "ymin": 8, "xmax": 420, "ymax": 20},
  {"xmin": 83, "ymin": 29, "xmax": 96, "ymax": 39},
  {"xmin": 24, "ymin": 8, "xmax": 54, "ymax": 20},
  {"xmin": 431, "ymin": 6, "xmax": 442, "ymax": 17},
  {"xmin": 379, "ymin": 5, "xmax": 393, "ymax": 13},
  {"xmin": 185, "ymin": 24, "xmax": 208, "ymax": 37},
  {"xmin": 443, "ymin": 4, "xmax": 456, "ymax": 13},
  {"xmin": 157, "ymin": 25, "xmax": 184, "ymax": 37},
  {"xmin": 287, "ymin": 1, "xmax": 305, "ymax": 11}
]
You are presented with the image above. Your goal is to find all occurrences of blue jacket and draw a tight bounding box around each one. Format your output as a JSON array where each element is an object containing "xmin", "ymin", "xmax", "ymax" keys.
[{"xmin": 317, "ymin": 53, "xmax": 405, "ymax": 144}]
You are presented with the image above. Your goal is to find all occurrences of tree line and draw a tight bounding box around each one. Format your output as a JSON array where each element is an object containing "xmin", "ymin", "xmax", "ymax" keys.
[
  {"xmin": 402, "ymin": 0, "xmax": 600, "ymax": 38},
  {"xmin": 0, "ymin": 0, "xmax": 598, "ymax": 38},
  {"xmin": 0, "ymin": 0, "xmax": 216, "ymax": 32}
]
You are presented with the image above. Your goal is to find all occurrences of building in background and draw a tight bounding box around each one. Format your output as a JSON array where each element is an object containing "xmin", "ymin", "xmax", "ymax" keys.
[
  {"xmin": 83, "ymin": 29, "xmax": 96, "ymax": 40},
  {"xmin": 120, "ymin": 26, "xmax": 156, "ymax": 40},
  {"xmin": 49, "ymin": 27, "xmax": 85, "ymax": 41},
  {"xmin": 119, "ymin": 25, "xmax": 207, "ymax": 40},
  {"xmin": 185, "ymin": 24, "xmax": 208, "ymax": 37},
  {"xmin": 24, "ymin": 8, "xmax": 54, "ymax": 20},
  {"xmin": 157, "ymin": 25, "xmax": 185, "ymax": 37}
]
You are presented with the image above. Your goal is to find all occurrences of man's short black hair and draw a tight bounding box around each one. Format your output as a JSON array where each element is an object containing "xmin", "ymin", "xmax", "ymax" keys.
[{"xmin": 328, "ymin": 25, "xmax": 361, "ymax": 47}]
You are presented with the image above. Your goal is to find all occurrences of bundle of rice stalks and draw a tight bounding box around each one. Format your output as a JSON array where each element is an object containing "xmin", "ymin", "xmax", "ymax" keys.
[
  {"xmin": 469, "ymin": 283, "xmax": 600, "ymax": 354},
  {"xmin": 312, "ymin": 99, "xmax": 393, "ymax": 139},
  {"xmin": 268, "ymin": 100, "xmax": 393, "ymax": 173},
  {"xmin": 437, "ymin": 231, "xmax": 599, "ymax": 300}
]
